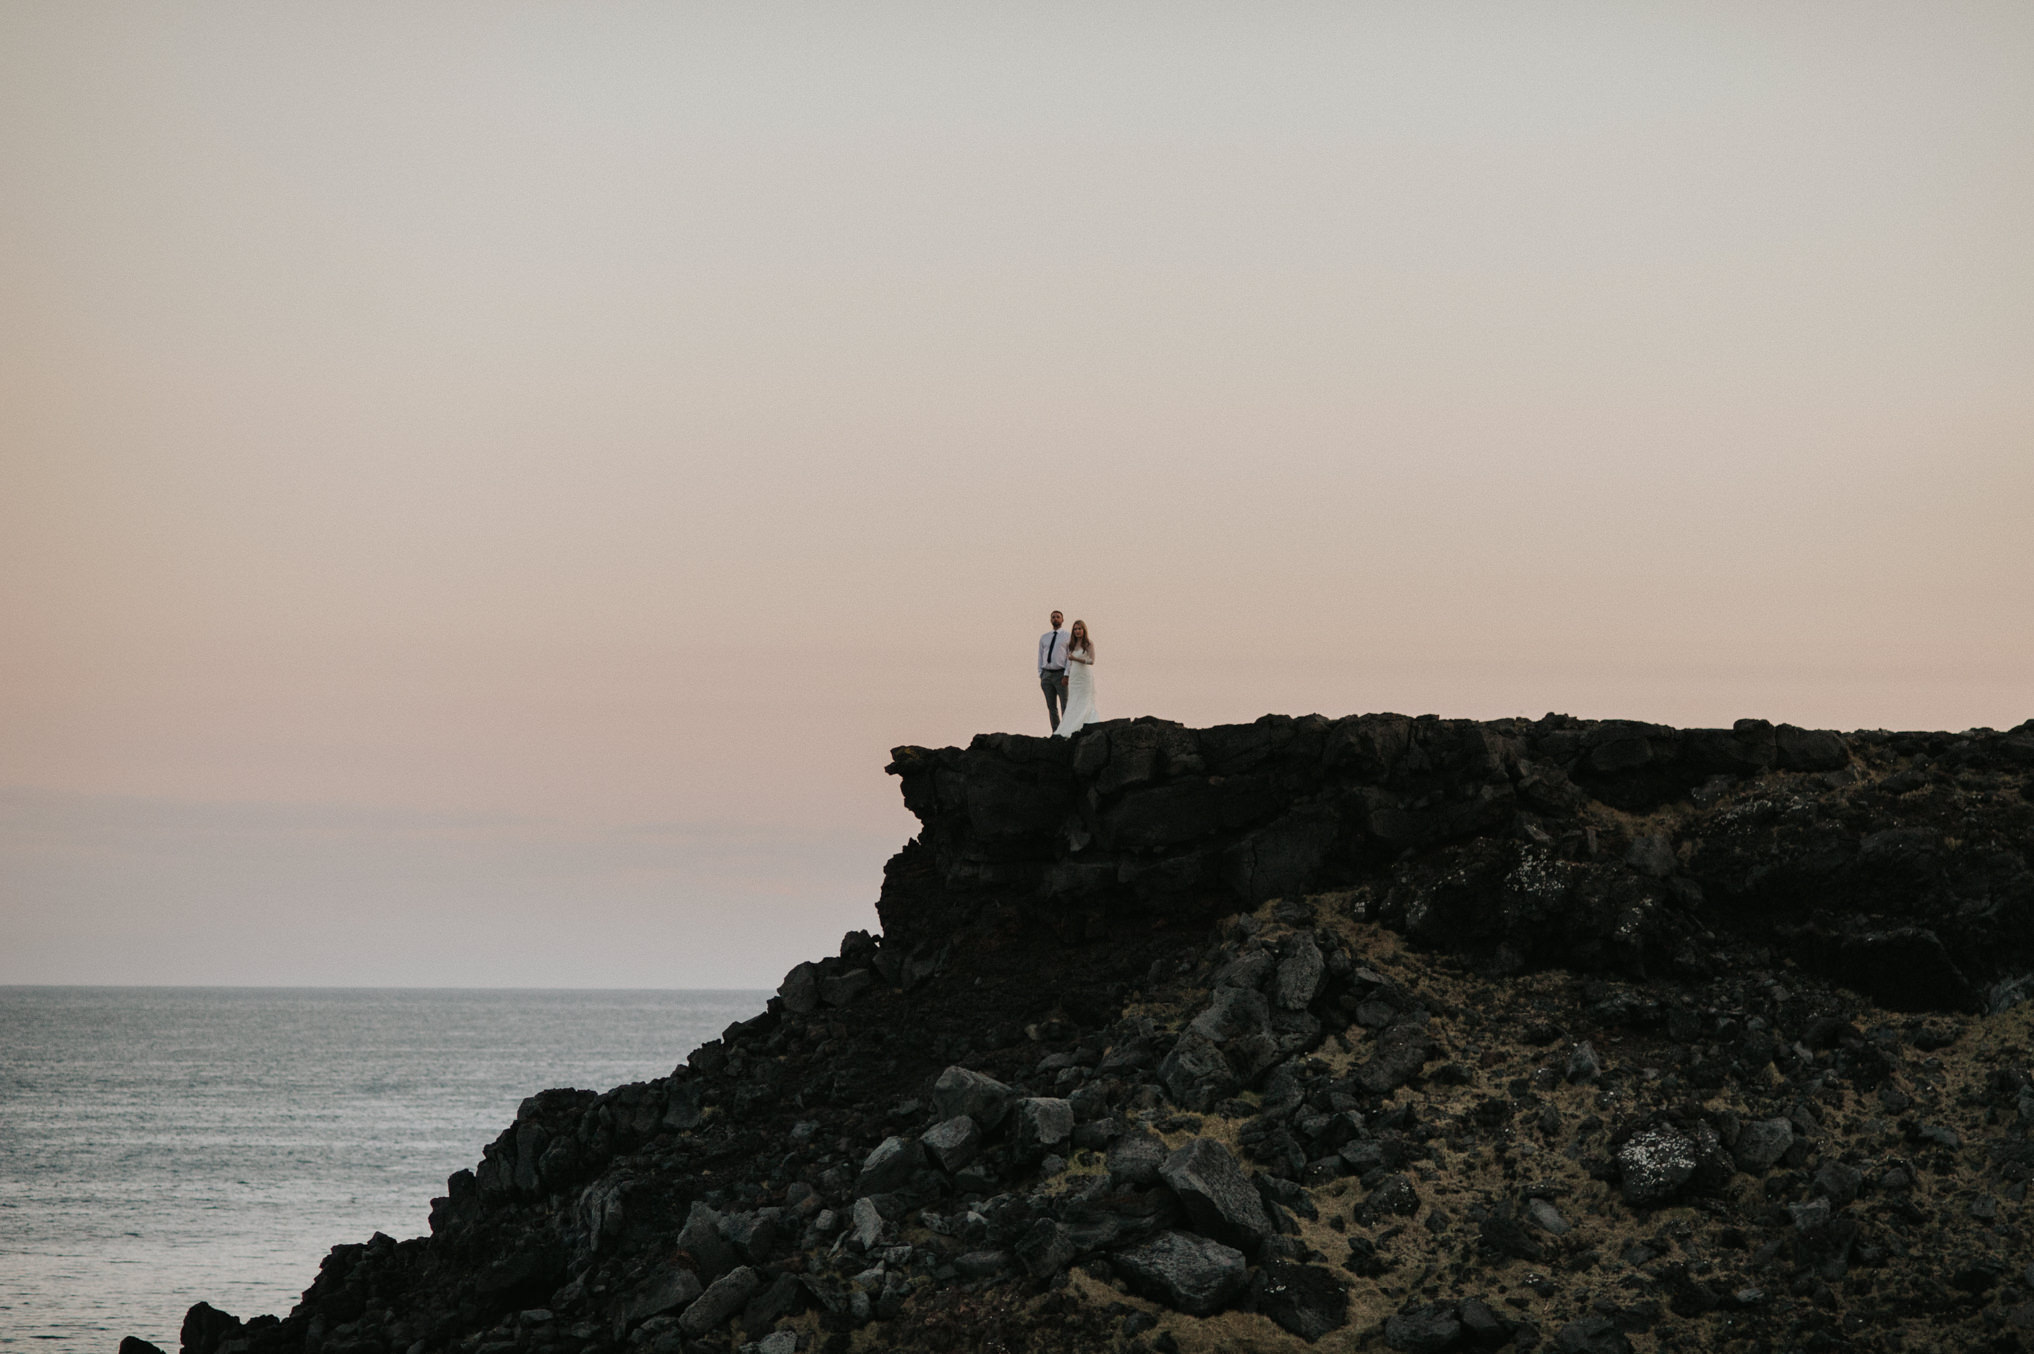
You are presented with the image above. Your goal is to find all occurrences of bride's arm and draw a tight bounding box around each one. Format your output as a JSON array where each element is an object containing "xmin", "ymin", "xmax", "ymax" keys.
[{"xmin": 1070, "ymin": 649, "xmax": 1093, "ymax": 664}]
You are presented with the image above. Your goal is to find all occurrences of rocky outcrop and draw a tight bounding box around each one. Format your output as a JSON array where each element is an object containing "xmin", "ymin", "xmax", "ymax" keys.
[
  {"xmin": 156, "ymin": 713, "xmax": 2034, "ymax": 1354},
  {"xmin": 886, "ymin": 715, "xmax": 2034, "ymax": 1012}
]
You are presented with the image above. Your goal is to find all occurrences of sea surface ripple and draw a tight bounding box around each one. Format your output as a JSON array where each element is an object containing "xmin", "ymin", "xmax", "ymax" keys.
[{"xmin": 0, "ymin": 987, "xmax": 767, "ymax": 1352}]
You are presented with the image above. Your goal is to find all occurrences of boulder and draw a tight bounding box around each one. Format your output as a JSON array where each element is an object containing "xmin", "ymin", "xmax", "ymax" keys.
[
  {"xmin": 678, "ymin": 1265, "xmax": 762, "ymax": 1337},
  {"xmin": 1158, "ymin": 1029, "xmax": 1238, "ymax": 1110},
  {"xmin": 855, "ymin": 1136, "xmax": 926, "ymax": 1196},
  {"xmin": 1775, "ymin": 724, "xmax": 1849, "ymax": 771},
  {"xmin": 1355, "ymin": 1024, "xmax": 1435, "ymax": 1095},
  {"xmin": 675, "ymin": 1201, "xmax": 736, "ymax": 1280},
  {"xmin": 1732, "ymin": 1117, "xmax": 1794, "ymax": 1173},
  {"xmin": 1014, "ymin": 1218, "xmax": 1079, "ymax": 1278},
  {"xmin": 181, "ymin": 1302, "xmax": 243, "ymax": 1354},
  {"xmin": 742, "ymin": 1272, "xmax": 807, "ymax": 1329},
  {"xmin": 1059, "ymin": 1194, "xmax": 1173, "ymax": 1253},
  {"xmin": 475, "ymin": 1243, "xmax": 565, "ymax": 1309},
  {"xmin": 1827, "ymin": 928, "xmax": 1974, "ymax": 1012},
  {"xmin": 1274, "ymin": 933, "xmax": 1326, "ymax": 1010},
  {"xmin": 1458, "ymin": 1298, "xmax": 1508, "ymax": 1345},
  {"xmin": 575, "ymin": 1178, "xmax": 627, "ymax": 1256},
  {"xmin": 1554, "ymin": 1315, "xmax": 1634, "ymax": 1353},
  {"xmin": 1107, "ymin": 1129, "xmax": 1168, "ymax": 1186},
  {"xmin": 1566, "ymin": 1041, "xmax": 1601, "ymax": 1083},
  {"xmin": 1618, "ymin": 1124, "xmax": 1697, "ymax": 1206},
  {"xmin": 1251, "ymin": 1262, "xmax": 1349, "ymax": 1341},
  {"xmin": 1189, "ymin": 984, "xmax": 1272, "ymax": 1044},
  {"xmin": 954, "ymin": 1249, "xmax": 1013, "ymax": 1278},
  {"xmin": 662, "ymin": 1083, "xmax": 703, "ymax": 1131},
  {"xmin": 931, "ymin": 1066, "xmax": 1015, "ymax": 1130},
  {"xmin": 1358, "ymin": 1173, "xmax": 1421, "ymax": 1223},
  {"xmin": 1236, "ymin": 1007, "xmax": 1296, "ymax": 1069},
  {"xmin": 120, "ymin": 1340, "xmax": 167, "ymax": 1354},
  {"xmin": 1812, "ymin": 1159, "xmax": 1863, "ymax": 1207},
  {"xmin": 720, "ymin": 1208, "xmax": 784, "ymax": 1265},
  {"xmin": 820, "ymin": 969, "xmax": 875, "ymax": 1007},
  {"xmin": 621, "ymin": 1267, "xmax": 704, "ymax": 1326},
  {"xmin": 1159, "ymin": 1137, "xmax": 1274, "ymax": 1249},
  {"xmin": 688, "ymin": 1040, "xmax": 727, "ymax": 1075},
  {"xmin": 850, "ymin": 1196, "xmax": 882, "ymax": 1249},
  {"xmin": 777, "ymin": 961, "xmax": 822, "ymax": 1015},
  {"xmin": 1477, "ymin": 1202, "xmax": 1546, "ymax": 1264},
  {"xmin": 1216, "ymin": 949, "xmax": 1276, "ymax": 990},
  {"xmin": 1684, "ymin": 720, "xmax": 1777, "ymax": 775},
  {"xmin": 1626, "ymin": 834, "xmax": 1677, "ymax": 879},
  {"xmin": 1272, "ymin": 1008, "xmax": 1323, "ymax": 1056},
  {"xmin": 1012, "ymin": 1098, "xmax": 1074, "ymax": 1153},
  {"xmin": 1066, "ymin": 1080, "xmax": 1112, "ymax": 1124},
  {"xmin": 1383, "ymin": 1305, "xmax": 1462, "ymax": 1352},
  {"xmin": 1112, "ymin": 1230, "xmax": 1249, "ymax": 1316},
  {"xmin": 920, "ymin": 1115, "xmax": 982, "ymax": 1173},
  {"xmin": 1788, "ymin": 1198, "xmax": 1832, "ymax": 1232}
]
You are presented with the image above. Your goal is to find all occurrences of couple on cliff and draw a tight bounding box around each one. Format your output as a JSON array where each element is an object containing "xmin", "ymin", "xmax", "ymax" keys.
[{"xmin": 1036, "ymin": 610, "xmax": 1100, "ymax": 737}]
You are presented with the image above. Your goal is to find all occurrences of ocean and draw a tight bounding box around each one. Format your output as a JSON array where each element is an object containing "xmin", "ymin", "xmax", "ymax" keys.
[{"xmin": 0, "ymin": 987, "xmax": 770, "ymax": 1353}]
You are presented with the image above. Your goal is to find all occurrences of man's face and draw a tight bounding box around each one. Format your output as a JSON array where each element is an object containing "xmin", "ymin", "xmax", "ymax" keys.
[{"xmin": 1050, "ymin": 612, "xmax": 1063, "ymax": 629}]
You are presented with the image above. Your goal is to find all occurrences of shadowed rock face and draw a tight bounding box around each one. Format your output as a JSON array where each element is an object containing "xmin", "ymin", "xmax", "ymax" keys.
[
  {"xmin": 160, "ymin": 713, "xmax": 2034, "ymax": 1354},
  {"xmin": 886, "ymin": 714, "xmax": 2034, "ymax": 1012}
]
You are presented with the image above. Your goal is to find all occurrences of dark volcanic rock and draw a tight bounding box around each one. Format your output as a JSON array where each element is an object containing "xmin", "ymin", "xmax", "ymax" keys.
[
  {"xmin": 1359, "ymin": 1172, "xmax": 1422, "ymax": 1223},
  {"xmin": 1554, "ymin": 1315, "xmax": 1635, "ymax": 1353},
  {"xmin": 1384, "ymin": 1304, "xmax": 1463, "ymax": 1352},
  {"xmin": 855, "ymin": 1134, "xmax": 926, "ymax": 1195},
  {"xmin": 1014, "ymin": 1218, "xmax": 1079, "ymax": 1278},
  {"xmin": 678, "ymin": 1265, "xmax": 760, "ymax": 1336},
  {"xmin": 778, "ymin": 960, "xmax": 821, "ymax": 1014},
  {"xmin": 176, "ymin": 713, "xmax": 2034, "ymax": 1354},
  {"xmin": 179, "ymin": 1304, "xmax": 242, "ymax": 1354},
  {"xmin": 882, "ymin": 715, "xmax": 2034, "ymax": 1004},
  {"xmin": 920, "ymin": 1114, "xmax": 982, "ymax": 1172},
  {"xmin": 1822, "ymin": 926, "xmax": 1974, "ymax": 1011},
  {"xmin": 1274, "ymin": 933, "xmax": 1326, "ymax": 1009},
  {"xmin": 1812, "ymin": 1158, "xmax": 1864, "ymax": 1207},
  {"xmin": 1617, "ymin": 1125, "xmax": 1698, "ymax": 1206},
  {"xmin": 932, "ymin": 1065, "xmax": 1014, "ymax": 1129},
  {"xmin": 1731, "ymin": 1117, "xmax": 1793, "ymax": 1172},
  {"xmin": 1158, "ymin": 1137, "xmax": 1274, "ymax": 1250},
  {"xmin": 1159, "ymin": 1029, "xmax": 1237, "ymax": 1110},
  {"xmin": 1107, "ymin": 1129, "xmax": 1168, "ymax": 1186},
  {"xmin": 620, "ymin": 1266, "xmax": 703, "ymax": 1325},
  {"xmin": 1013, "ymin": 1097, "xmax": 1074, "ymax": 1153},
  {"xmin": 1356, "ymin": 1022, "xmax": 1436, "ymax": 1094},
  {"xmin": 1113, "ymin": 1230, "xmax": 1249, "ymax": 1316},
  {"xmin": 674, "ymin": 1200, "xmax": 735, "ymax": 1279},
  {"xmin": 1250, "ymin": 1262, "xmax": 1349, "ymax": 1341}
]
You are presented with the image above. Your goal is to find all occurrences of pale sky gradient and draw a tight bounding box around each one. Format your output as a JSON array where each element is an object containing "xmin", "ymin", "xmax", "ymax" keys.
[{"xmin": 3, "ymin": 4, "xmax": 2030, "ymax": 986}]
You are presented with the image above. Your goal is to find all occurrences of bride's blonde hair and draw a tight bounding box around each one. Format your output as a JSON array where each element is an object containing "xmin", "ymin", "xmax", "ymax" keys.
[{"xmin": 1069, "ymin": 620, "xmax": 1093, "ymax": 655}]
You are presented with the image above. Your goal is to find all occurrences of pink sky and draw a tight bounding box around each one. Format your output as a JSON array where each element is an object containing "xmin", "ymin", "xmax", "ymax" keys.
[{"xmin": 3, "ymin": 4, "xmax": 2030, "ymax": 986}]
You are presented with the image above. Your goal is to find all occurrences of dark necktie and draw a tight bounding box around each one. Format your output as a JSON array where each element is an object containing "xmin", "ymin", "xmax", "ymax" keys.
[{"xmin": 1047, "ymin": 631, "xmax": 1059, "ymax": 668}]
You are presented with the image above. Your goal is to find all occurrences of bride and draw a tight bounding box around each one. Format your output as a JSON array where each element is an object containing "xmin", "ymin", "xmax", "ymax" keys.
[{"xmin": 1053, "ymin": 619, "xmax": 1100, "ymax": 737}]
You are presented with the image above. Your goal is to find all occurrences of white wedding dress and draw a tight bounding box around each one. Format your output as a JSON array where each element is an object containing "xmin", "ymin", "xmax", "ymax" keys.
[{"xmin": 1055, "ymin": 651, "xmax": 1100, "ymax": 737}]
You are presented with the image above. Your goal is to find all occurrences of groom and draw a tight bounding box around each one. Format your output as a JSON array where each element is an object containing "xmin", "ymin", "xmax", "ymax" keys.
[{"xmin": 1038, "ymin": 610, "xmax": 1069, "ymax": 731}]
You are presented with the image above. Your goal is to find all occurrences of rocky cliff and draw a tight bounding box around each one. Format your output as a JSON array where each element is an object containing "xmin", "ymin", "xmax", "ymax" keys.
[{"xmin": 147, "ymin": 713, "xmax": 2034, "ymax": 1354}]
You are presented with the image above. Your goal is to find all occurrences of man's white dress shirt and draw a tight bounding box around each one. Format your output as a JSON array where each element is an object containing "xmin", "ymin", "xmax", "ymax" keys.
[{"xmin": 1038, "ymin": 629, "xmax": 1067, "ymax": 674}]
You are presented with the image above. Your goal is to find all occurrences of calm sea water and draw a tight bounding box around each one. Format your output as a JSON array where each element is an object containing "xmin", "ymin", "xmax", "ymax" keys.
[{"xmin": 0, "ymin": 987, "xmax": 769, "ymax": 1353}]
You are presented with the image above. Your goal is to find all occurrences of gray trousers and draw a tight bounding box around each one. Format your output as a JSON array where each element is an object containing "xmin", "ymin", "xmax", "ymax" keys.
[{"xmin": 1040, "ymin": 669, "xmax": 1067, "ymax": 730}]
